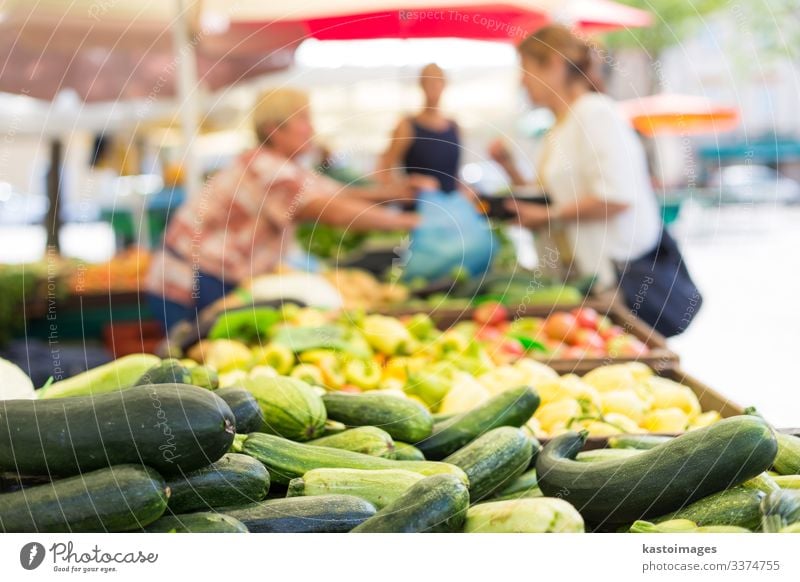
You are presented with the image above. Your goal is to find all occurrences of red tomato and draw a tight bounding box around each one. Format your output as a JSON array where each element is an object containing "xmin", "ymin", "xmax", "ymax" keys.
[
  {"xmin": 473, "ymin": 302, "xmax": 509, "ymax": 326},
  {"xmin": 571, "ymin": 307, "xmax": 600, "ymax": 330},
  {"xmin": 543, "ymin": 312, "xmax": 579, "ymax": 342}
]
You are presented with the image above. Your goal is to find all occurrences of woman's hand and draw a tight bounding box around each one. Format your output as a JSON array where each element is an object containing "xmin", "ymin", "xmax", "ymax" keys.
[
  {"xmin": 505, "ymin": 200, "xmax": 551, "ymax": 229},
  {"xmin": 407, "ymin": 173, "xmax": 440, "ymax": 192},
  {"xmin": 488, "ymin": 138, "xmax": 513, "ymax": 165}
]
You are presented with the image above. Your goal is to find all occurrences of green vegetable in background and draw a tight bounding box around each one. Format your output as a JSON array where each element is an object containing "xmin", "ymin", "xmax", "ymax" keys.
[{"xmin": 208, "ymin": 308, "xmax": 282, "ymax": 344}]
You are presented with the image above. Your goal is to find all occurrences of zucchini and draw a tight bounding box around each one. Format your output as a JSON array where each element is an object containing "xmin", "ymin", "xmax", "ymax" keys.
[
  {"xmin": 774, "ymin": 475, "xmax": 800, "ymax": 489},
  {"xmin": 655, "ymin": 486, "xmax": 766, "ymax": 530},
  {"xmin": 1, "ymin": 383, "xmax": 236, "ymax": 476},
  {"xmin": 166, "ymin": 453, "xmax": 270, "ymax": 513},
  {"xmin": 490, "ymin": 487, "xmax": 543, "ymax": 502},
  {"xmin": 761, "ymin": 489, "xmax": 800, "ymax": 532},
  {"xmin": 464, "ymin": 498, "xmax": 584, "ymax": 533},
  {"xmin": 393, "ymin": 442, "xmax": 425, "ymax": 461},
  {"xmin": 287, "ymin": 468, "xmax": 423, "ymax": 509},
  {"xmin": 242, "ymin": 376, "xmax": 327, "ymax": 441},
  {"xmin": 352, "ymin": 474, "xmax": 469, "ymax": 533},
  {"xmin": 144, "ymin": 512, "xmax": 248, "ymax": 533},
  {"xmin": 242, "ymin": 433, "xmax": 467, "ymax": 486},
  {"xmin": 215, "ymin": 386, "xmax": 265, "ymax": 434},
  {"xmin": 495, "ymin": 468, "xmax": 537, "ymax": 497},
  {"xmin": 223, "ymin": 495, "xmax": 376, "ymax": 533},
  {"xmin": 416, "ymin": 386, "xmax": 540, "ymax": 460},
  {"xmin": 536, "ymin": 415, "xmax": 778, "ymax": 524},
  {"xmin": 322, "ymin": 392, "xmax": 433, "ymax": 443},
  {"xmin": 134, "ymin": 359, "xmax": 192, "ymax": 386},
  {"xmin": 608, "ymin": 434, "xmax": 673, "ymax": 450},
  {"xmin": 0, "ymin": 465, "xmax": 168, "ymax": 532},
  {"xmin": 576, "ymin": 448, "xmax": 643, "ymax": 462},
  {"xmin": 630, "ymin": 519, "xmax": 749, "ymax": 533},
  {"xmin": 774, "ymin": 433, "xmax": 800, "ymax": 475},
  {"xmin": 309, "ymin": 426, "xmax": 395, "ymax": 458},
  {"xmin": 37, "ymin": 353, "xmax": 160, "ymax": 398},
  {"xmin": 444, "ymin": 427, "xmax": 532, "ymax": 501}
]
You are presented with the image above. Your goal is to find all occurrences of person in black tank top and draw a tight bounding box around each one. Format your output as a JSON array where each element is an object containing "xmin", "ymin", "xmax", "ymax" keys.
[{"xmin": 378, "ymin": 63, "xmax": 462, "ymax": 195}]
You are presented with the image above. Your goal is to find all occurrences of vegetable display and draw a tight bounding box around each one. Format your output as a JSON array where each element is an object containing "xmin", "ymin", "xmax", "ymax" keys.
[{"xmin": 0, "ymin": 329, "xmax": 794, "ymax": 534}]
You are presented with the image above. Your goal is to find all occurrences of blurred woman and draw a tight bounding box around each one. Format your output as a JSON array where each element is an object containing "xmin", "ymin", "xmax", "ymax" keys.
[
  {"xmin": 147, "ymin": 88, "xmax": 421, "ymax": 331},
  {"xmin": 491, "ymin": 26, "xmax": 700, "ymax": 336},
  {"xmin": 378, "ymin": 63, "xmax": 462, "ymax": 193}
]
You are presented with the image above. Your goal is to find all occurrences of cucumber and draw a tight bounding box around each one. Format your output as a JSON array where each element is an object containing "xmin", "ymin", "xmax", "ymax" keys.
[
  {"xmin": 215, "ymin": 386, "xmax": 265, "ymax": 434},
  {"xmin": 144, "ymin": 512, "xmax": 248, "ymax": 533},
  {"xmin": 416, "ymin": 386, "xmax": 540, "ymax": 460},
  {"xmin": 655, "ymin": 486, "xmax": 766, "ymax": 530},
  {"xmin": 0, "ymin": 465, "xmax": 168, "ymax": 532},
  {"xmin": 288, "ymin": 468, "xmax": 423, "ymax": 509},
  {"xmin": 608, "ymin": 434, "xmax": 673, "ymax": 450},
  {"xmin": 243, "ymin": 376, "xmax": 327, "ymax": 441},
  {"xmin": 444, "ymin": 427, "xmax": 532, "ymax": 501},
  {"xmin": 352, "ymin": 474, "xmax": 469, "ymax": 533},
  {"xmin": 536, "ymin": 416, "xmax": 778, "ymax": 524},
  {"xmin": 0, "ymin": 383, "xmax": 236, "ymax": 476},
  {"xmin": 774, "ymin": 433, "xmax": 800, "ymax": 475},
  {"xmin": 241, "ymin": 433, "xmax": 467, "ymax": 486},
  {"xmin": 464, "ymin": 498, "xmax": 584, "ymax": 533},
  {"xmin": 223, "ymin": 495, "xmax": 376, "ymax": 533},
  {"xmin": 134, "ymin": 359, "xmax": 192, "ymax": 386},
  {"xmin": 576, "ymin": 448, "xmax": 643, "ymax": 462},
  {"xmin": 774, "ymin": 475, "xmax": 800, "ymax": 489},
  {"xmin": 37, "ymin": 353, "xmax": 160, "ymax": 398},
  {"xmin": 166, "ymin": 453, "xmax": 270, "ymax": 513},
  {"xmin": 393, "ymin": 442, "xmax": 425, "ymax": 461},
  {"xmin": 309, "ymin": 427, "xmax": 395, "ymax": 458},
  {"xmin": 322, "ymin": 392, "xmax": 433, "ymax": 443}
]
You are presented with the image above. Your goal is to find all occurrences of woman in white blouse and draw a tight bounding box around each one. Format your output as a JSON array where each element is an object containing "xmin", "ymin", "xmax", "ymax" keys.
[{"xmin": 490, "ymin": 25, "xmax": 661, "ymax": 289}]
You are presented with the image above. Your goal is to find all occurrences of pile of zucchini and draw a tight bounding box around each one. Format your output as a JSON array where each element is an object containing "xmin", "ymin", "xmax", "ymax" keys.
[{"xmin": 2, "ymin": 356, "xmax": 800, "ymax": 533}]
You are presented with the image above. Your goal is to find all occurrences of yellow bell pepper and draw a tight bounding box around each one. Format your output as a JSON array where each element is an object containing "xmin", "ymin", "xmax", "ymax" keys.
[
  {"xmin": 343, "ymin": 358, "xmax": 382, "ymax": 390},
  {"xmin": 623, "ymin": 361, "xmax": 654, "ymax": 382},
  {"xmin": 600, "ymin": 390, "xmax": 649, "ymax": 424},
  {"xmin": 646, "ymin": 377, "xmax": 702, "ymax": 419},
  {"xmin": 689, "ymin": 410, "xmax": 721, "ymax": 429},
  {"xmin": 218, "ymin": 369, "xmax": 248, "ymax": 388},
  {"xmin": 603, "ymin": 412, "xmax": 644, "ymax": 434},
  {"xmin": 582, "ymin": 364, "xmax": 638, "ymax": 392},
  {"xmin": 577, "ymin": 419, "xmax": 623, "ymax": 437},
  {"xmin": 289, "ymin": 363, "xmax": 325, "ymax": 387},
  {"xmin": 361, "ymin": 314, "xmax": 417, "ymax": 356},
  {"xmin": 642, "ymin": 407, "xmax": 689, "ymax": 433},
  {"xmin": 251, "ymin": 343, "xmax": 295, "ymax": 375},
  {"xmin": 514, "ymin": 358, "xmax": 559, "ymax": 385},
  {"xmin": 194, "ymin": 339, "xmax": 252, "ymax": 373},
  {"xmin": 438, "ymin": 372, "xmax": 490, "ymax": 415},
  {"xmin": 477, "ymin": 366, "xmax": 528, "ymax": 396},
  {"xmin": 535, "ymin": 399, "xmax": 582, "ymax": 433}
]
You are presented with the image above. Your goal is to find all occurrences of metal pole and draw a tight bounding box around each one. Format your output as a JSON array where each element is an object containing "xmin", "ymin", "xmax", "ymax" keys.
[
  {"xmin": 172, "ymin": 0, "xmax": 202, "ymax": 201},
  {"xmin": 45, "ymin": 138, "xmax": 63, "ymax": 251}
]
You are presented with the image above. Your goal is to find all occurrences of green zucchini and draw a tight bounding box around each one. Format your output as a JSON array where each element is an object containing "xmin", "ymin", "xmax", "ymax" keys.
[
  {"xmin": 0, "ymin": 465, "xmax": 168, "ymax": 532},
  {"xmin": 215, "ymin": 386, "xmax": 265, "ymax": 434},
  {"xmin": 242, "ymin": 376, "xmax": 327, "ymax": 441},
  {"xmin": 223, "ymin": 495, "xmax": 376, "ymax": 533},
  {"xmin": 37, "ymin": 353, "xmax": 160, "ymax": 398},
  {"xmin": 166, "ymin": 453, "xmax": 270, "ymax": 513},
  {"xmin": 608, "ymin": 434, "xmax": 673, "ymax": 450},
  {"xmin": 444, "ymin": 427, "xmax": 532, "ymax": 501},
  {"xmin": 309, "ymin": 426, "xmax": 395, "ymax": 458},
  {"xmin": 536, "ymin": 415, "xmax": 778, "ymax": 524},
  {"xmin": 144, "ymin": 512, "xmax": 248, "ymax": 533},
  {"xmin": 464, "ymin": 498, "xmax": 584, "ymax": 533},
  {"xmin": 495, "ymin": 467, "xmax": 538, "ymax": 497},
  {"xmin": 630, "ymin": 519, "xmax": 749, "ymax": 533},
  {"xmin": 774, "ymin": 433, "xmax": 800, "ymax": 475},
  {"xmin": 761, "ymin": 489, "xmax": 800, "ymax": 532},
  {"xmin": 352, "ymin": 474, "xmax": 469, "ymax": 533},
  {"xmin": 416, "ymin": 386, "xmax": 540, "ymax": 460},
  {"xmin": 576, "ymin": 448, "xmax": 643, "ymax": 462},
  {"xmin": 133, "ymin": 359, "xmax": 192, "ymax": 386},
  {"xmin": 287, "ymin": 468, "xmax": 423, "ymax": 509},
  {"xmin": 655, "ymin": 486, "xmax": 766, "ymax": 530},
  {"xmin": 241, "ymin": 433, "xmax": 467, "ymax": 486},
  {"xmin": 393, "ymin": 442, "xmax": 425, "ymax": 461},
  {"xmin": 774, "ymin": 475, "xmax": 800, "ymax": 489},
  {"xmin": 490, "ymin": 487, "xmax": 543, "ymax": 502},
  {"xmin": 0, "ymin": 383, "xmax": 236, "ymax": 476},
  {"xmin": 322, "ymin": 392, "xmax": 433, "ymax": 442}
]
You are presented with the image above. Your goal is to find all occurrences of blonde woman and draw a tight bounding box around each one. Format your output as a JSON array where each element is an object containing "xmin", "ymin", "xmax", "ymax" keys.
[
  {"xmin": 492, "ymin": 26, "xmax": 700, "ymax": 336},
  {"xmin": 147, "ymin": 88, "xmax": 421, "ymax": 330}
]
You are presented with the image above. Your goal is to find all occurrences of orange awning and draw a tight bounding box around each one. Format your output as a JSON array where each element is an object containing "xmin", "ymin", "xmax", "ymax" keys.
[{"xmin": 620, "ymin": 94, "xmax": 740, "ymax": 137}]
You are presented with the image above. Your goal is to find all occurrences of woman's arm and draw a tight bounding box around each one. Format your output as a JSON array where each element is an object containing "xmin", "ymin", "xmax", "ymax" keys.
[
  {"xmin": 507, "ymin": 196, "xmax": 629, "ymax": 229},
  {"xmin": 376, "ymin": 119, "xmax": 414, "ymax": 184},
  {"xmin": 297, "ymin": 195, "xmax": 419, "ymax": 232},
  {"xmin": 488, "ymin": 138, "xmax": 528, "ymax": 187}
]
